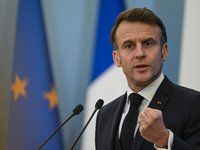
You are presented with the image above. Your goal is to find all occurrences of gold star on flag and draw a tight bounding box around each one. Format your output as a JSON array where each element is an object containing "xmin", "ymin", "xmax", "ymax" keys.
[
  {"xmin": 11, "ymin": 74, "xmax": 29, "ymax": 102},
  {"xmin": 43, "ymin": 85, "xmax": 58, "ymax": 110}
]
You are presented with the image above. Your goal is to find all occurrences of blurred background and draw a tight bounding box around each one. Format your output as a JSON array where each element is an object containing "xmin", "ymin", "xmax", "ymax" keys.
[{"xmin": 0, "ymin": 0, "xmax": 200, "ymax": 150}]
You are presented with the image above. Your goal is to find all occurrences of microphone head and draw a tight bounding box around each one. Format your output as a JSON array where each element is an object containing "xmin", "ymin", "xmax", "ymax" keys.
[
  {"xmin": 95, "ymin": 99, "xmax": 104, "ymax": 109},
  {"xmin": 73, "ymin": 104, "xmax": 84, "ymax": 115}
]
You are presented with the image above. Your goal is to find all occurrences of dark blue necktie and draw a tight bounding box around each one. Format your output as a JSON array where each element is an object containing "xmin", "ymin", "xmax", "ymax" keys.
[{"xmin": 120, "ymin": 93, "xmax": 143, "ymax": 150}]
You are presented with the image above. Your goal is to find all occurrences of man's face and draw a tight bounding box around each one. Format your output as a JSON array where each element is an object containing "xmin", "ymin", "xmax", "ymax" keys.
[{"xmin": 113, "ymin": 21, "xmax": 168, "ymax": 91}]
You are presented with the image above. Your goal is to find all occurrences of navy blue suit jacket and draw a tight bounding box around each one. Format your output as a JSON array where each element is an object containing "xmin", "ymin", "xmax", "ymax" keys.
[{"xmin": 95, "ymin": 76, "xmax": 200, "ymax": 150}]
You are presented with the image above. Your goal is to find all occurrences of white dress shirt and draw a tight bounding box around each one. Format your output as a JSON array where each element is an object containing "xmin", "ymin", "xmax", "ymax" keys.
[{"xmin": 118, "ymin": 73, "xmax": 173, "ymax": 150}]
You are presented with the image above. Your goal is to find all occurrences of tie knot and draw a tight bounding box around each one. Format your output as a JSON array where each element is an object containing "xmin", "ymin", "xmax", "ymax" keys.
[{"xmin": 129, "ymin": 93, "xmax": 143, "ymax": 106}]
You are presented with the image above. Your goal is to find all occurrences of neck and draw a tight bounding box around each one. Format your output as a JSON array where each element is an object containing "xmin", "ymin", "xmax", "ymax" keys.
[
  {"xmin": 128, "ymin": 84, "xmax": 148, "ymax": 93},
  {"xmin": 128, "ymin": 74, "xmax": 162, "ymax": 93}
]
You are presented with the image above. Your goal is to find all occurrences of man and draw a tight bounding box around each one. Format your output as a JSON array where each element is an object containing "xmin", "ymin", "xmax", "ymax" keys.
[{"xmin": 95, "ymin": 8, "xmax": 200, "ymax": 150}]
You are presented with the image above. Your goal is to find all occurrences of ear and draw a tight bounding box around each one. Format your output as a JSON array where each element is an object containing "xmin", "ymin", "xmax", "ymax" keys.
[
  {"xmin": 162, "ymin": 43, "xmax": 168, "ymax": 61},
  {"xmin": 113, "ymin": 50, "xmax": 122, "ymax": 67}
]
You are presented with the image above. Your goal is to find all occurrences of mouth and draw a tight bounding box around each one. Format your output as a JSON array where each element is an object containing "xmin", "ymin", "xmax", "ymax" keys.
[
  {"xmin": 134, "ymin": 64, "xmax": 149, "ymax": 71},
  {"xmin": 135, "ymin": 64, "xmax": 148, "ymax": 68}
]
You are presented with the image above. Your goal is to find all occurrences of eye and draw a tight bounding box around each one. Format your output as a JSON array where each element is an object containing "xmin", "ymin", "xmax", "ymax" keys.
[
  {"xmin": 125, "ymin": 44, "xmax": 133, "ymax": 49},
  {"xmin": 145, "ymin": 41, "xmax": 152, "ymax": 47}
]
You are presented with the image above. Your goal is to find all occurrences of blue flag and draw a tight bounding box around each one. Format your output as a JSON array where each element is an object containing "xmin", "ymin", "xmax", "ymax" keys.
[
  {"xmin": 6, "ymin": 0, "xmax": 63, "ymax": 150},
  {"xmin": 91, "ymin": 0, "xmax": 125, "ymax": 82},
  {"xmin": 81, "ymin": 0, "xmax": 125, "ymax": 149}
]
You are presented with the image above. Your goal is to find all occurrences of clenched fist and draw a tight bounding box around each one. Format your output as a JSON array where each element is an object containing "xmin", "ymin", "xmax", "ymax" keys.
[{"xmin": 139, "ymin": 108, "xmax": 169, "ymax": 148}]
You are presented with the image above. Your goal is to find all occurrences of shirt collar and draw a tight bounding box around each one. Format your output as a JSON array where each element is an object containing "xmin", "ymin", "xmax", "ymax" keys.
[{"xmin": 127, "ymin": 73, "xmax": 164, "ymax": 102}]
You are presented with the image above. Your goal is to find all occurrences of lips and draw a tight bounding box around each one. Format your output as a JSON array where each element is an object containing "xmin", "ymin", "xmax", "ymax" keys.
[
  {"xmin": 136, "ymin": 64, "xmax": 147, "ymax": 68},
  {"xmin": 135, "ymin": 64, "xmax": 148, "ymax": 68},
  {"xmin": 134, "ymin": 64, "xmax": 149, "ymax": 71}
]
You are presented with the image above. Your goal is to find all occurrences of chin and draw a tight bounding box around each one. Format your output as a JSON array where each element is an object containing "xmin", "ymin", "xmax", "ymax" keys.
[{"xmin": 134, "ymin": 76, "xmax": 155, "ymax": 85}]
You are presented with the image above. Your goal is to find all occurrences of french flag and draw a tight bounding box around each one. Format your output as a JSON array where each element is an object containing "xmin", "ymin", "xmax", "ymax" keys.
[{"xmin": 81, "ymin": 0, "xmax": 126, "ymax": 149}]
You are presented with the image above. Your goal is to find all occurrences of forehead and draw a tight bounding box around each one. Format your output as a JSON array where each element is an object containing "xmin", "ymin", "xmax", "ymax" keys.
[{"xmin": 115, "ymin": 21, "xmax": 162, "ymax": 44}]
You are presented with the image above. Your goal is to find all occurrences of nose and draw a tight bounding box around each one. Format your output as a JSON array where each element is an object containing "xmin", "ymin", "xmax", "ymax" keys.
[{"xmin": 135, "ymin": 45, "xmax": 145, "ymax": 59}]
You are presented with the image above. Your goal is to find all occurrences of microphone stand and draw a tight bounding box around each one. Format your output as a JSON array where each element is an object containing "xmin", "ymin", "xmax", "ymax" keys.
[
  {"xmin": 37, "ymin": 104, "xmax": 83, "ymax": 150},
  {"xmin": 69, "ymin": 108, "xmax": 98, "ymax": 150},
  {"xmin": 69, "ymin": 99, "xmax": 104, "ymax": 150}
]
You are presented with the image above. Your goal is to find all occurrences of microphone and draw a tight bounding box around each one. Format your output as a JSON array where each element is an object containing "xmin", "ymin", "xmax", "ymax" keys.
[
  {"xmin": 69, "ymin": 99, "xmax": 104, "ymax": 150},
  {"xmin": 37, "ymin": 104, "xmax": 84, "ymax": 150}
]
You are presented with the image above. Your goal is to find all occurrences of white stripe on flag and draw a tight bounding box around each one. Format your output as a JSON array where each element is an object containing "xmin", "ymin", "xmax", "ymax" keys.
[
  {"xmin": 179, "ymin": 0, "xmax": 200, "ymax": 91},
  {"xmin": 81, "ymin": 64, "xmax": 127, "ymax": 150}
]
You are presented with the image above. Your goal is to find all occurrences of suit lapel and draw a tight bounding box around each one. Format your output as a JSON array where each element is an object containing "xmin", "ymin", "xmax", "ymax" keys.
[
  {"xmin": 149, "ymin": 76, "xmax": 172, "ymax": 110},
  {"xmin": 149, "ymin": 90, "xmax": 169, "ymax": 110},
  {"xmin": 108, "ymin": 93, "xmax": 127, "ymax": 150},
  {"xmin": 132, "ymin": 76, "xmax": 172, "ymax": 150}
]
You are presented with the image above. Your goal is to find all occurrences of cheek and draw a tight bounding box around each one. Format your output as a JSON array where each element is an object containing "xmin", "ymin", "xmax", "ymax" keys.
[
  {"xmin": 154, "ymin": 49, "xmax": 163, "ymax": 62},
  {"xmin": 120, "ymin": 58, "xmax": 133, "ymax": 73},
  {"xmin": 154, "ymin": 56, "xmax": 163, "ymax": 70},
  {"xmin": 120, "ymin": 54, "xmax": 130, "ymax": 65},
  {"xmin": 122, "ymin": 52, "xmax": 135, "ymax": 64},
  {"xmin": 148, "ymin": 51, "xmax": 163, "ymax": 69}
]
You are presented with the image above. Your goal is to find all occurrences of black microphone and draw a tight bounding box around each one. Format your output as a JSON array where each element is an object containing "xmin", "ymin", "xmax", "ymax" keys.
[
  {"xmin": 37, "ymin": 104, "xmax": 84, "ymax": 150},
  {"xmin": 69, "ymin": 99, "xmax": 104, "ymax": 150}
]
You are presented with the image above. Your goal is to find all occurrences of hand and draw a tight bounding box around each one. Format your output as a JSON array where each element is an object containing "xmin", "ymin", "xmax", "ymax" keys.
[{"xmin": 139, "ymin": 108, "xmax": 169, "ymax": 148}]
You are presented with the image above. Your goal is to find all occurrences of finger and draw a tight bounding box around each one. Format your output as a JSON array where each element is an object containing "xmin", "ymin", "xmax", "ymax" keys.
[
  {"xmin": 144, "ymin": 107, "xmax": 162, "ymax": 115},
  {"xmin": 143, "ymin": 107, "xmax": 152, "ymax": 116},
  {"xmin": 139, "ymin": 112, "xmax": 149, "ymax": 127},
  {"xmin": 139, "ymin": 119, "xmax": 145, "ymax": 126},
  {"xmin": 139, "ymin": 111, "xmax": 147, "ymax": 121}
]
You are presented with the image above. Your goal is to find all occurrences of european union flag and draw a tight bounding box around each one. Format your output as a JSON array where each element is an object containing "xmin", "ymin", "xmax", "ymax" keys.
[{"xmin": 6, "ymin": 0, "xmax": 63, "ymax": 150}]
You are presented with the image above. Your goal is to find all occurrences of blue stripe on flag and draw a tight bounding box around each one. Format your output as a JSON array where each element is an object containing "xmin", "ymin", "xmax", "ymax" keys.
[
  {"xmin": 91, "ymin": 0, "xmax": 125, "ymax": 82},
  {"xmin": 6, "ymin": 1, "xmax": 63, "ymax": 150}
]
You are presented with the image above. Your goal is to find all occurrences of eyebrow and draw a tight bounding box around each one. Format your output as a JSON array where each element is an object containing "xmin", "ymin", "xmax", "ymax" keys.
[
  {"xmin": 121, "ymin": 40, "xmax": 134, "ymax": 48},
  {"xmin": 121, "ymin": 37, "xmax": 156, "ymax": 48},
  {"xmin": 142, "ymin": 37, "xmax": 157, "ymax": 45},
  {"xmin": 142, "ymin": 37, "xmax": 156, "ymax": 42}
]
